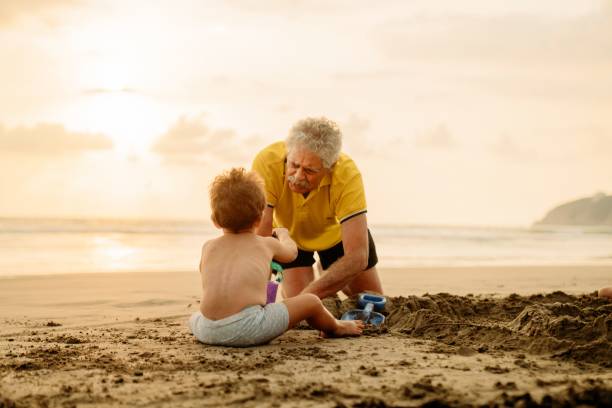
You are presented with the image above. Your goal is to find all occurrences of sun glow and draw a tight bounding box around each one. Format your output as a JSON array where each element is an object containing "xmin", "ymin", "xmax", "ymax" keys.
[
  {"xmin": 74, "ymin": 91, "xmax": 166, "ymax": 156},
  {"xmin": 58, "ymin": 13, "xmax": 179, "ymax": 157},
  {"xmin": 92, "ymin": 236, "xmax": 137, "ymax": 272},
  {"xmin": 61, "ymin": 56, "xmax": 171, "ymax": 157},
  {"xmin": 68, "ymin": 57, "xmax": 168, "ymax": 155}
]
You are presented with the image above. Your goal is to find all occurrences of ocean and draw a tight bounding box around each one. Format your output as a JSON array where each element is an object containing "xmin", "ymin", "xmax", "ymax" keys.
[{"xmin": 1, "ymin": 218, "xmax": 611, "ymax": 277}]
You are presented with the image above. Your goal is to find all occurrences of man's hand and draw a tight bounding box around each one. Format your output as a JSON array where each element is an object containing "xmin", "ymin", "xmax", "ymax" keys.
[{"xmin": 301, "ymin": 214, "xmax": 369, "ymax": 298}]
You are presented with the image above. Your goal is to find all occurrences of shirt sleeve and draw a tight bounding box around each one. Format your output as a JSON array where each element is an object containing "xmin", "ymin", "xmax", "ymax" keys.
[
  {"xmin": 252, "ymin": 147, "xmax": 280, "ymax": 207},
  {"xmin": 335, "ymin": 173, "xmax": 367, "ymax": 223}
]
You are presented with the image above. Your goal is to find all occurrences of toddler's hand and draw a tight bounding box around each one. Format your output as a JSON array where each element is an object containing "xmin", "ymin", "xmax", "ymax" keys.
[{"xmin": 272, "ymin": 228, "xmax": 289, "ymax": 238}]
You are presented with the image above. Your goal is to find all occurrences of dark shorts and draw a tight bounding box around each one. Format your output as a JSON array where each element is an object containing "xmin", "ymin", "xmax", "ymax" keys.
[{"xmin": 277, "ymin": 229, "xmax": 378, "ymax": 271}]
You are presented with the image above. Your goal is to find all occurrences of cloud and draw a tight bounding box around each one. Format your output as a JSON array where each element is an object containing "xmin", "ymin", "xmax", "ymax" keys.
[
  {"xmin": 575, "ymin": 126, "xmax": 612, "ymax": 159},
  {"xmin": 339, "ymin": 114, "xmax": 390, "ymax": 158},
  {"xmin": 488, "ymin": 134, "xmax": 535, "ymax": 161},
  {"xmin": 605, "ymin": 0, "xmax": 612, "ymax": 17},
  {"xmin": 376, "ymin": 5, "xmax": 612, "ymax": 65},
  {"xmin": 331, "ymin": 70, "xmax": 403, "ymax": 81},
  {"xmin": 81, "ymin": 87, "xmax": 141, "ymax": 96},
  {"xmin": 341, "ymin": 114, "xmax": 371, "ymax": 146},
  {"xmin": 224, "ymin": 0, "xmax": 351, "ymax": 15},
  {"xmin": 414, "ymin": 124, "xmax": 457, "ymax": 150},
  {"xmin": 152, "ymin": 114, "xmax": 267, "ymax": 165},
  {"xmin": 339, "ymin": 114, "xmax": 418, "ymax": 159},
  {"xmin": 0, "ymin": 123, "xmax": 113, "ymax": 154},
  {"xmin": 0, "ymin": 0, "xmax": 81, "ymax": 27},
  {"xmin": 275, "ymin": 104, "xmax": 293, "ymax": 114}
]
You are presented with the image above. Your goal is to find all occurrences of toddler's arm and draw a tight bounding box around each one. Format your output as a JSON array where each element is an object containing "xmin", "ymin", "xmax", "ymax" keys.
[{"xmin": 268, "ymin": 228, "xmax": 298, "ymax": 263}]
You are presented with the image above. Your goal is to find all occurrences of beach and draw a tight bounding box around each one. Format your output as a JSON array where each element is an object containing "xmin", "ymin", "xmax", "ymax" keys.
[
  {"xmin": 1, "ymin": 266, "xmax": 611, "ymax": 407},
  {"xmin": 3, "ymin": 0, "xmax": 612, "ymax": 405}
]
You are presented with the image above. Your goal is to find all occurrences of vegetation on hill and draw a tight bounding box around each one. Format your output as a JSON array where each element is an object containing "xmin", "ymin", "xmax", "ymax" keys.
[{"xmin": 537, "ymin": 193, "xmax": 612, "ymax": 226}]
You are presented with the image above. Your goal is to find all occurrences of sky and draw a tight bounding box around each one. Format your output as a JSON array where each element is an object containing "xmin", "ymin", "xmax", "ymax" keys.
[{"xmin": 0, "ymin": 0, "xmax": 610, "ymax": 226}]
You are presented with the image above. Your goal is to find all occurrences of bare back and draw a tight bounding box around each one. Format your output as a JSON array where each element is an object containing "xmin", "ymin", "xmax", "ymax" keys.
[{"xmin": 199, "ymin": 232, "xmax": 277, "ymax": 320}]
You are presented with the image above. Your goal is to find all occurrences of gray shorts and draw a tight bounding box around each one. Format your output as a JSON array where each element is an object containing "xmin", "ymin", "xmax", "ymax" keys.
[{"xmin": 189, "ymin": 303, "xmax": 289, "ymax": 347}]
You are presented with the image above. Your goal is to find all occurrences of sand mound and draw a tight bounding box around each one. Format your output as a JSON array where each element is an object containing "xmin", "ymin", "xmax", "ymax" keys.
[
  {"xmin": 486, "ymin": 382, "xmax": 612, "ymax": 407},
  {"xmin": 337, "ymin": 291, "xmax": 611, "ymax": 366}
]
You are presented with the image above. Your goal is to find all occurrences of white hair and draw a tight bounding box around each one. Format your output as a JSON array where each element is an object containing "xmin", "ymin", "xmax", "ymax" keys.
[{"xmin": 286, "ymin": 117, "xmax": 342, "ymax": 168}]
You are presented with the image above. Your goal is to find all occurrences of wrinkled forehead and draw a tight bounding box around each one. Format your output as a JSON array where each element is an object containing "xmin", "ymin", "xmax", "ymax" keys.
[{"xmin": 286, "ymin": 144, "xmax": 323, "ymax": 167}]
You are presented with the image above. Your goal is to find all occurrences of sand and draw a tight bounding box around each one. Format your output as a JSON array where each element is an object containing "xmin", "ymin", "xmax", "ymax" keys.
[{"xmin": 1, "ymin": 266, "xmax": 611, "ymax": 407}]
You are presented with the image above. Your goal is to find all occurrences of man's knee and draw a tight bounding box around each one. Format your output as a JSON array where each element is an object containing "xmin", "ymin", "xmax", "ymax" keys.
[
  {"xmin": 281, "ymin": 285, "xmax": 300, "ymax": 299},
  {"xmin": 281, "ymin": 267, "xmax": 314, "ymax": 298},
  {"xmin": 343, "ymin": 266, "xmax": 383, "ymax": 297}
]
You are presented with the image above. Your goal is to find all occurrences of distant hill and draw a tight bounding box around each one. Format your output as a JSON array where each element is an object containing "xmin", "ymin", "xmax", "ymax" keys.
[{"xmin": 536, "ymin": 193, "xmax": 612, "ymax": 226}]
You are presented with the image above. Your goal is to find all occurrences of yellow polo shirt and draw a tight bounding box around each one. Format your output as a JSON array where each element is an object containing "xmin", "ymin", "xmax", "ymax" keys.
[{"xmin": 252, "ymin": 142, "xmax": 367, "ymax": 251}]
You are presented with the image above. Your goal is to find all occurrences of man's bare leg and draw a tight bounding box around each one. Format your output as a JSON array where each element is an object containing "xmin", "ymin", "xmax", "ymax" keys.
[
  {"xmin": 599, "ymin": 287, "xmax": 612, "ymax": 299},
  {"xmin": 341, "ymin": 266, "xmax": 383, "ymax": 298},
  {"xmin": 282, "ymin": 294, "xmax": 364, "ymax": 336},
  {"xmin": 281, "ymin": 266, "xmax": 314, "ymax": 298}
]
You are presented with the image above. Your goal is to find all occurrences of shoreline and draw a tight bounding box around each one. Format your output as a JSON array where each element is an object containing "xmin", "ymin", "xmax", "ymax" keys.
[{"xmin": 1, "ymin": 263, "xmax": 610, "ymax": 282}]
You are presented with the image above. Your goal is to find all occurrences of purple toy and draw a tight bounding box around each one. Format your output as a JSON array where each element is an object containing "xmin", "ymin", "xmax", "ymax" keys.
[
  {"xmin": 266, "ymin": 281, "xmax": 279, "ymax": 304},
  {"xmin": 266, "ymin": 261, "xmax": 284, "ymax": 304}
]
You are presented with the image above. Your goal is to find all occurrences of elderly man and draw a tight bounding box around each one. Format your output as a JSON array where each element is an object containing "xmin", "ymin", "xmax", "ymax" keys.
[{"xmin": 252, "ymin": 116, "xmax": 383, "ymax": 299}]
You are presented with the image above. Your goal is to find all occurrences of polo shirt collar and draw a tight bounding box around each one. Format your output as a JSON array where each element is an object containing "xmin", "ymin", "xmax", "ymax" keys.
[{"xmin": 317, "ymin": 171, "xmax": 331, "ymax": 191}]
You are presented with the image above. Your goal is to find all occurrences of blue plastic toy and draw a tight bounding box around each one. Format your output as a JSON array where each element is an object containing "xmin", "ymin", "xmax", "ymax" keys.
[{"xmin": 341, "ymin": 293, "xmax": 386, "ymax": 326}]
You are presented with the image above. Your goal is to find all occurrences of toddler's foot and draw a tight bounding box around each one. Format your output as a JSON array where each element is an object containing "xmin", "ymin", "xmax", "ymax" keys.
[{"xmin": 322, "ymin": 320, "xmax": 364, "ymax": 338}]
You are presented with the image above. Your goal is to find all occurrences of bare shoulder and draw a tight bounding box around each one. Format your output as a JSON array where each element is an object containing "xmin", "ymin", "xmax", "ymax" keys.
[
  {"xmin": 201, "ymin": 239, "xmax": 211, "ymax": 251},
  {"xmin": 201, "ymin": 237, "xmax": 220, "ymax": 255},
  {"xmin": 199, "ymin": 237, "xmax": 223, "ymax": 273}
]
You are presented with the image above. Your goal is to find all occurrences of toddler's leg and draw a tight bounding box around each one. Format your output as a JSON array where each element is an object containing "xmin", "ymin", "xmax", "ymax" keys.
[{"xmin": 282, "ymin": 294, "xmax": 363, "ymax": 337}]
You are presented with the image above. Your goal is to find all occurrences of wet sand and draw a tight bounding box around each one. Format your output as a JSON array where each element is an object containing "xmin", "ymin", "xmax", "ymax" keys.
[{"xmin": 1, "ymin": 266, "xmax": 611, "ymax": 407}]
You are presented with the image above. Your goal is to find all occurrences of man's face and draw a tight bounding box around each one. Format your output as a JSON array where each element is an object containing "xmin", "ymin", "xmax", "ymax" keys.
[{"xmin": 285, "ymin": 146, "xmax": 328, "ymax": 194}]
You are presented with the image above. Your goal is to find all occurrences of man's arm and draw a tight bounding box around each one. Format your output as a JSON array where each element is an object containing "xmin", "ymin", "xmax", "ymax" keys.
[
  {"xmin": 256, "ymin": 206, "xmax": 274, "ymax": 236},
  {"xmin": 301, "ymin": 214, "xmax": 369, "ymax": 299}
]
